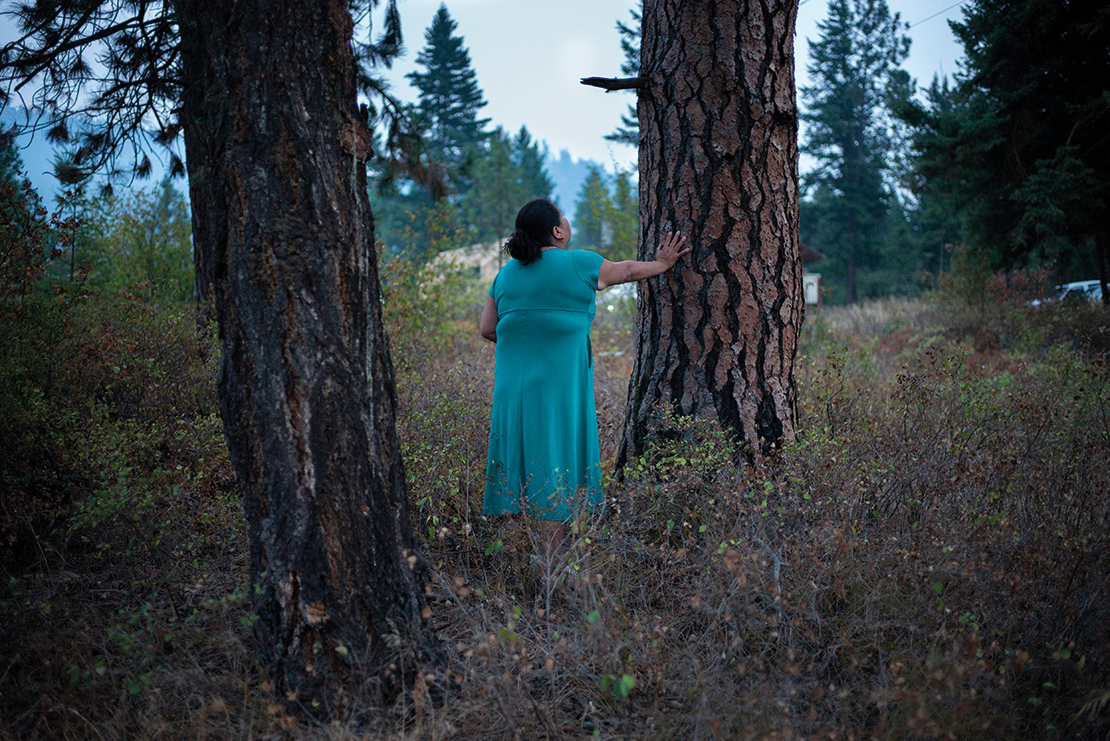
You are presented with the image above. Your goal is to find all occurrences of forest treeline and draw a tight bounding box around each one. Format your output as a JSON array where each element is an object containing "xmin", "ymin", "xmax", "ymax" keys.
[
  {"xmin": 4, "ymin": 0, "xmax": 1105, "ymax": 306},
  {"xmin": 797, "ymin": 0, "xmax": 1108, "ymax": 304},
  {"xmin": 367, "ymin": 4, "xmax": 639, "ymax": 262},
  {"xmin": 374, "ymin": 0, "xmax": 1109, "ymax": 307}
]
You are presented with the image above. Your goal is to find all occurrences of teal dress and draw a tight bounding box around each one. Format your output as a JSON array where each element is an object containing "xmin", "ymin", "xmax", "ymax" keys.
[{"xmin": 484, "ymin": 248, "xmax": 605, "ymax": 521}]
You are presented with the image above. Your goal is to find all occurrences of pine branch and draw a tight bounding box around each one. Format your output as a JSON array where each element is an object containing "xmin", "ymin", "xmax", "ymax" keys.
[{"xmin": 6, "ymin": 17, "xmax": 149, "ymax": 92}]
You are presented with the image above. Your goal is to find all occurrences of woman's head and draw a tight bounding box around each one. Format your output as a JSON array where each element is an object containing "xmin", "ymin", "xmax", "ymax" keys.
[{"xmin": 504, "ymin": 198, "xmax": 565, "ymax": 265}]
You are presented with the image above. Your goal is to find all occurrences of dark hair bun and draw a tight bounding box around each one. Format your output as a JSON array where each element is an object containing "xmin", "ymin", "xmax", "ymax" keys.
[
  {"xmin": 504, "ymin": 229, "xmax": 543, "ymax": 265},
  {"xmin": 503, "ymin": 199, "xmax": 561, "ymax": 266}
]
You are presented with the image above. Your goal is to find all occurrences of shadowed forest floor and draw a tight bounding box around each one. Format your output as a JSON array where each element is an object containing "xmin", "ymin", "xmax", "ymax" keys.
[{"xmin": 2, "ymin": 265, "xmax": 1109, "ymax": 739}]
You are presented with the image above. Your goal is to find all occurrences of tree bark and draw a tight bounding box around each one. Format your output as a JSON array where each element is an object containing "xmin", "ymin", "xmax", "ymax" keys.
[
  {"xmin": 618, "ymin": 0, "xmax": 803, "ymax": 469},
  {"xmin": 177, "ymin": 0, "xmax": 443, "ymax": 716}
]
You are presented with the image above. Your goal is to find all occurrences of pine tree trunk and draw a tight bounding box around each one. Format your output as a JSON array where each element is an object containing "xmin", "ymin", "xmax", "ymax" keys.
[
  {"xmin": 177, "ymin": 0, "xmax": 443, "ymax": 715},
  {"xmin": 846, "ymin": 251, "xmax": 857, "ymax": 304},
  {"xmin": 618, "ymin": 0, "xmax": 803, "ymax": 468}
]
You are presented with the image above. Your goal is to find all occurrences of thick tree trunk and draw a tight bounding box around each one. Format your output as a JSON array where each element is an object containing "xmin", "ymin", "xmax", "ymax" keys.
[
  {"xmin": 177, "ymin": 0, "xmax": 443, "ymax": 715},
  {"xmin": 618, "ymin": 0, "xmax": 803, "ymax": 468}
]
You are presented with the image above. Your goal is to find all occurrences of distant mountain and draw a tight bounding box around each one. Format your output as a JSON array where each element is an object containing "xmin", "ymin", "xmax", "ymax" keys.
[{"xmin": 545, "ymin": 148, "xmax": 612, "ymax": 228}]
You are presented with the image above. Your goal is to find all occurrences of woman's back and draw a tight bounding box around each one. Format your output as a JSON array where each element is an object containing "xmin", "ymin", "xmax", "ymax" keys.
[
  {"xmin": 484, "ymin": 248, "xmax": 604, "ymax": 521},
  {"xmin": 491, "ymin": 249, "xmax": 600, "ymax": 314}
]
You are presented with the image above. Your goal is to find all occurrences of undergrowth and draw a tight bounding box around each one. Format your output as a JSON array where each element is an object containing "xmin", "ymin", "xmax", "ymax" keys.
[{"xmin": 2, "ymin": 257, "xmax": 1109, "ymax": 739}]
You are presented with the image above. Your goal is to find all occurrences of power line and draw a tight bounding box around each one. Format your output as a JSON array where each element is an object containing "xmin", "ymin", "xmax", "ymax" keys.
[{"xmin": 909, "ymin": 1, "xmax": 967, "ymax": 28}]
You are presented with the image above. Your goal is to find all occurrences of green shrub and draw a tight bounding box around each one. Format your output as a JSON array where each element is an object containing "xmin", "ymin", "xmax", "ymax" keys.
[
  {"xmin": 0, "ymin": 288, "xmax": 230, "ymax": 567},
  {"xmin": 4, "ymin": 225, "xmax": 1110, "ymax": 740}
]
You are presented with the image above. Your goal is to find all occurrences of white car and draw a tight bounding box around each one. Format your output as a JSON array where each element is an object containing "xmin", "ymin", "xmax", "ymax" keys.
[
  {"xmin": 1032, "ymin": 280, "xmax": 1105, "ymax": 306},
  {"xmin": 1056, "ymin": 280, "xmax": 1104, "ymax": 303}
]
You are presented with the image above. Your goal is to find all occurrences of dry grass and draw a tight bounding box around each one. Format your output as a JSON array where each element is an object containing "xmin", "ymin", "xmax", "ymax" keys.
[{"xmin": 3, "ymin": 277, "xmax": 1109, "ymax": 739}]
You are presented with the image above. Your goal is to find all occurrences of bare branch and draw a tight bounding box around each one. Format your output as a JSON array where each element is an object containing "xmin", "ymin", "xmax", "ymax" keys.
[{"xmin": 579, "ymin": 76, "xmax": 648, "ymax": 92}]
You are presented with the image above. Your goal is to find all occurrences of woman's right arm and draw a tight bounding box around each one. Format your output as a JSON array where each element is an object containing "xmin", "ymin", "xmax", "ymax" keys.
[
  {"xmin": 597, "ymin": 231, "xmax": 689, "ymax": 290},
  {"xmin": 480, "ymin": 294, "xmax": 498, "ymax": 342}
]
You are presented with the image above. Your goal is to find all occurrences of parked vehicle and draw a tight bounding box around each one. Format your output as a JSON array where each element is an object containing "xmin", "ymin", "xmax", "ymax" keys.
[
  {"xmin": 1031, "ymin": 279, "xmax": 1105, "ymax": 306},
  {"xmin": 1058, "ymin": 280, "xmax": 1104, "ymax": 303}
]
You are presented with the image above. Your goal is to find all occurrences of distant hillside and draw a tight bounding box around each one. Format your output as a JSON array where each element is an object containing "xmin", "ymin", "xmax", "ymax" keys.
[{"xmin": 545, "ymin": 148, "xmax": 613, "ymax": 228}]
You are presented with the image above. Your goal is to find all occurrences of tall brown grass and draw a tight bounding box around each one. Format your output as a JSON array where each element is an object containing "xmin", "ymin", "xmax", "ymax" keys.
[{"xmin": 2, "ymin": 264, "xmax": 1108, "ymax": 739}]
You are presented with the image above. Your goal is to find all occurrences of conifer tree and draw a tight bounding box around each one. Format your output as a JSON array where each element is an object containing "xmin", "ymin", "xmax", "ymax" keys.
[
  {"xmin": 573, "ymin": 166, "xmax": 611, "ymax": 251},
  {"xmin": 0, "ymin": 130, "xmax": 33, "ymax": 217},
  {"xmin": 463, "ymin": 127, "xmax": 525, "ymax": 245},
  {"xmin": 514, "ymin": 126, "xmax": 555, "ymax": 201},
  {"xmin": 605, "ymin": 6, "xmax": 642, "ymax": 147},
  {"xmin": 0, "ymin": 0, "xmax": 445, "ymax": 715},
  {"xmin": 607, "ymin": 169, "xmax": 637, "ymax": 261},
  {"xmin": 584, "ymin": 0, "xmax": 802, "ymax": 464},
  {"xmin": 800, "ymin": 0, "xmax": 910, "ymax": 303},
  {"xmin": 461, "ymin": 125, "xmax": 555, "ymax": 244},
  {"xmin": 898, "ymin": 0, "xmax": 1109, "ymax": 295},
  {"xmin": 406, "ymin": 4, "xmax": 490, "ymax": 168},
  {"xmin": 0, "ymin": 129, "xmax": 25, "ymax": 186},
  {"xmin": 0, "ymin": 131, "xmax": 53, "ymax": 306}
]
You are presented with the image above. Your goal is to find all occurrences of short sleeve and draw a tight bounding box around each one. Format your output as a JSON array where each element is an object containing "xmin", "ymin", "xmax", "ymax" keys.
[{"xmin": 571, "ymin": 249, "xmax": 605, "ymax": 291}]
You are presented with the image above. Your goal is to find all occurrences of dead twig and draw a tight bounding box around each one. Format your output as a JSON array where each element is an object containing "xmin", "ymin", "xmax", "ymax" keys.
[{"xmin": 579, "ymin": 76, "xmax": 648, "ymax": 92}]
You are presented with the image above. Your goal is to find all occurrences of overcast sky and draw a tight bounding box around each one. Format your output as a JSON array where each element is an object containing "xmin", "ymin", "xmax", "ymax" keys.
[
  {"xmin": 1, "ymin": 0, "xmax": 969, "ymax": 193},
  {"xmin": 377, "ymin": 0, "xmax": 969, "ymax": 170}
]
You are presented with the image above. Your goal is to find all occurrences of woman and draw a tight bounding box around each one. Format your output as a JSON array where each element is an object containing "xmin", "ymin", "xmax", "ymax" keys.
[{"xmin": 480, "ymin": 198, "xmax": 688, "ymax": 547}]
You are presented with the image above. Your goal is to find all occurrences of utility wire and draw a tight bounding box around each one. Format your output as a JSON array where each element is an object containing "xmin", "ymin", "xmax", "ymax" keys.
[
  {"xmin": 910, "ymin": 0, "xmax": 967, "ymax": 28},
  {"xmin": 799, "ymin": 1, "xmax": 962, "ymax": 24}
]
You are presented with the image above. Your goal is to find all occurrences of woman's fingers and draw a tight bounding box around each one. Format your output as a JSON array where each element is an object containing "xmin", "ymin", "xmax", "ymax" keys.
[
  {"xmin": 673, "ymin": 233, "xmax": 689, "ymax": 255},
  {"xmin": 658, "ymin": 231, "xmax": 690, "ymax": 265}
]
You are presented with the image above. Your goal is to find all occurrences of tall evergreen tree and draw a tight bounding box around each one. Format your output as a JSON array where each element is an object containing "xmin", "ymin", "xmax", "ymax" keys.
[
  {"xmin": 0, "ymin": 0, "xmax": 445, "ymax": 714},
  {"xmin": 604, "ymin": 6, "xmax": 642, "ymax": 147},
  {"xmin": 0, "ymin": 129, "xmax": 33, "ymax": 216},
  {"xmin": 607, "ymin": 169, "xmax": 638, "ymax": 261},
  {"xmin": 800, "ymin": 0, "xmax": 910, "ymax": 303},
  {"xmin": 513, "ymin": 126, "xmax": 555, "ymax": 201},
  {"xmin": 463, "ymin": 127, "xmax": 526, "ymax": 244},
  {"xmin": 406, "ymin": 4, "xmax": 489, "ymax": 169},
  {"xmin": 0, "ymin": 128, "xmax": 25, "ymax": 186},
  {"xmin": 885, "ymin": 75, "xmax": 962, "ymax": 288},
  {"xmin": 897, "ymin": 0, "xmax": 1110, "ymax": 296},
  {"xmin": 573, "ymin": 166, "xmax": 610, "ymax": 251},
  {"xmin": 603, "ymin": 0, "xmax": 802, "ymax": 465},
  {"xmin": 369, "ymin": 152, "xmax": 444, "ymax": 259},
  {"xmin": 0, "ymin": 131, "xmax": 54, "ymax": 308},
  {"xmin": 461, "ymin": 125, "xmax": 555, "ymax": 245}
]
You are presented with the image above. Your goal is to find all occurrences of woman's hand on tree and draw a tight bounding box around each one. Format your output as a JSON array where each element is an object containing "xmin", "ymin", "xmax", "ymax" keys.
[
  {"xmin": 597, "ymin": 231, "xmax": 691, "ymax": 289},
  {"xmin": 656, "ymin": 231, "xmax": 690, "ymax": 269}
]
